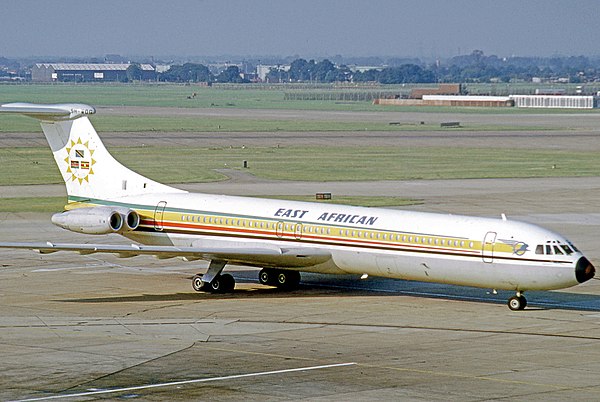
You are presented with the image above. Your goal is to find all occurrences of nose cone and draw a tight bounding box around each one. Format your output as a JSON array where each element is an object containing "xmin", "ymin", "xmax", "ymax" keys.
[{"xmin": 576, "ymin": 257, "xmax": 595, "ymax": 283}]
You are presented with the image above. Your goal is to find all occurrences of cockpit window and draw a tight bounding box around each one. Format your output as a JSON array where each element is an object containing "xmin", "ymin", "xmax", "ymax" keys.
[
  {"xmin": 561, "ymin": 245, "xmax": 573, "ymax": 255},
  {"xmin": 536, "ymin": 241, "xmax": 576, "ymax": 256}
]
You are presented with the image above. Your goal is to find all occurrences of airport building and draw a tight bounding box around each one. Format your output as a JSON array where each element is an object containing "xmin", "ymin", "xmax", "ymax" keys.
[
  {"xmin": 509, "ymin": 94, "xmax": 598, "ymax": 109},
  {"xmin": 31, "ymin": 63, "xmax": 156, "ymax": 82},
  {"xmin": 421, "ymin": 95, "xmax": 514, "ymax": 107},
  {"xmin": 375, "ymin": 94, "xmax": 599, "ymax": 109}
]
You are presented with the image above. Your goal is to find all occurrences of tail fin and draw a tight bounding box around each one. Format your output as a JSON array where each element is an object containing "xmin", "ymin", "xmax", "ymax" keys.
[{"xmin": 0, "ymin": 103, "xmax": 184, "ymax": 200}]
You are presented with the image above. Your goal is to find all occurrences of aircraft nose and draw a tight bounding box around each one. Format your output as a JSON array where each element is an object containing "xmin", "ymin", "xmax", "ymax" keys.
[{"xmin": 575, "ymin": 257, "xmax": 595, "ymax": 283}]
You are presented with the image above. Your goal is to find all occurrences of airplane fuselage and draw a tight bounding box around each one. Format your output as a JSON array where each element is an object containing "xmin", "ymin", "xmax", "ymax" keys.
[{"xmin": 70, "ymin": 192, "xmax": 589, "ymax": 292}]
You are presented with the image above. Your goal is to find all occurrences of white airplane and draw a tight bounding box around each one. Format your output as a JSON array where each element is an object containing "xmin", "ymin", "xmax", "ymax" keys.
[{"xmin": 0, "ymin": 103, "xmax": 595, "ymax": 310}]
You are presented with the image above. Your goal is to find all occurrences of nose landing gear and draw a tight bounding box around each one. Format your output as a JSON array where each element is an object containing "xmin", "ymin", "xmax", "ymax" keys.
[{"xmin": 508, "ymin": 292, "xmax": 527, "ymax": 311}]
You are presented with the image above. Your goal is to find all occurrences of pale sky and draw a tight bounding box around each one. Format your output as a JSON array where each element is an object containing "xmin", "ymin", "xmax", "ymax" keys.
[{"xmin": 1, "ymin": 0, "xmax": 598, "ymax": 59}]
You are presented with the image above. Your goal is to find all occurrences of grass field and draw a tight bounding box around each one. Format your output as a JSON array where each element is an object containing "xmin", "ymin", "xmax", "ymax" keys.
[
  {"xmin": 0, "ymin": 114, "xmax": 554, "ymax": 133},
  {"xmin": 1, "ymin": 145, "xmax": 598, "ymax": 186},
  {"xmin": 1, "ymin": 83, "xmax": 599, "ymax": 116},
  {"xmin": 0, "ymin": 84, "xmax": 597, "ymax": 133},
  {"xmin": 0, "ymin": 83, "xmax": 403, "ymax": 112},
  {"xmin": 0, "ymin": 197, "xmax": 67, "ymax": 213}
]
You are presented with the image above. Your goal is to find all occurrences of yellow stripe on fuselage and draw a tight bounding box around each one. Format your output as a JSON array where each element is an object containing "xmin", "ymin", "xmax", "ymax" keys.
[{"xmin": 144, "ymin": 210, "xmax": 515, "ymax": 256}]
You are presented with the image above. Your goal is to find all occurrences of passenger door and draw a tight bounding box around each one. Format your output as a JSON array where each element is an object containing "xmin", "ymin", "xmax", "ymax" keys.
[
  {"xmin": 154, "ymin": 201, "xmax": 167, "ymax": 231},
  {"xmin": 482, "ymin": 231, "xmax": 496, "ymax": 263}
]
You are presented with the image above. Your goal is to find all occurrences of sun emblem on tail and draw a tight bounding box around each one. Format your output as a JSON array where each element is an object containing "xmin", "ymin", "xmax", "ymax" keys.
[{"xmin": 64, "ymin": 137, "xmax": 96, "ymax": 184}]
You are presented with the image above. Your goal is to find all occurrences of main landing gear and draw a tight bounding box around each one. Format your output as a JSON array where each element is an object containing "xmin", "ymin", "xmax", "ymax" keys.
[
  {"xmin": 507, "ymin": 292, "xmax": 527, "ymax": 311},
  {"xmin": 258, "ymin": 268, "xmax": 301, "ymax": 290},
  {"xmin": 191, "ymin": 261, "xmax": 302, "ymax": 294},
  {"xmin": 192, "ymin": 260, "xmax": 235, "ymax": 294},
  {"xmin": 192, "ymin": 272, "xmax": 235, "ymax": 293}
]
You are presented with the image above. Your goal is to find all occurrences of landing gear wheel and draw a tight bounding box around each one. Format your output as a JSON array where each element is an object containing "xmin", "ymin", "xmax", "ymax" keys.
[
  {"xmin": 518, "ymin": 295, "xmax": 527, "ymax": 309},
  {"xmin": 192, "ymin": 274, "xmax": 204, "ymax": 292},
  {"xmin": 219, "ymin": 273, "xmax": 236, "ymax": 292},
  {"xmin": 259, "ymin": 268, "xmax": 274, "ymax": 286},
  {"xmin": 275, "ymin": 270, "xmax": 301, "ymax": 290},
  {"xmin": 208, "ymin": 274, "xmax": 235, "ymax": 293},
  {"xmin": 508, "ymin": 295, "xmax": 527, "ymax": 311}
]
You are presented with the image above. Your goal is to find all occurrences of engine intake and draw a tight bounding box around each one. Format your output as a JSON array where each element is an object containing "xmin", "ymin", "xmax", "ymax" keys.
[{"xmin": 123, "ymin": 209, "xmax": 140, "ymax": 231}]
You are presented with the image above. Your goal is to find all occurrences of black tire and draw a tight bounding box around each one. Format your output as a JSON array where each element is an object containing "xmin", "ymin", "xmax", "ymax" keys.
[
  {"xmin": 508, "ymin": 295, "xmax": 526, "ymax": 311},
  {"xmin": 219, "ymin": 273, "xmax": 235, "ymax": 292},
  {"xmin": 207, "ymin": 274, "xmax": 235, "ymax": 293},
  {"xmin": 275, "ymin": 270, "xmax": 301, "ymax": 290},
  {"xmin": 258, "ymin": 268, "xmax": 274, "ymax": 286},
  {"xmin": 518, "ymin": 295, "xmax": 527, "ymax": 309},
  {"xmin": 192, "ymin": 275, "xmax": 204, "ymax": 292}
]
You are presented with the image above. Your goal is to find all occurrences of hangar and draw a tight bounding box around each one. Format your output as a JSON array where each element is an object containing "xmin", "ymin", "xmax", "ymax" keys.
[{"xmin": 31, "ymin": 63, "xmax": 156, "ymax": 82}]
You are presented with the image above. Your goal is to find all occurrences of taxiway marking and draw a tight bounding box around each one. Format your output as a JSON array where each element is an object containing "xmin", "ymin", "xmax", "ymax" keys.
[{"xmin": 11, "ymin": 362, "xmax": 357, "ymax": 401}]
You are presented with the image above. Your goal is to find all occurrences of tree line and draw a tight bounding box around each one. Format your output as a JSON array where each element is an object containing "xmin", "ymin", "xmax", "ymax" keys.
[
  {"xmin": 4, "ymin": 51, "xmax": 599, "ymax": 83},
  {"xmin": 154, "ymin": 51, "xmax": 600, "ymax": 84},
  {"xmin": 155, "ymin": 63, "xmax": 249, "ymax": 83},
  {"xmin": 266, "ymin": 52, "xmax": 600, "ymax": 84}
]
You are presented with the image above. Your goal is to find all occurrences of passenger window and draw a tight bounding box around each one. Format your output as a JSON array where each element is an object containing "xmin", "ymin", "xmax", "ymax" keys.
[{"xmin": 535, "ymin": 245, "xmax": 543, "ymax": 254}]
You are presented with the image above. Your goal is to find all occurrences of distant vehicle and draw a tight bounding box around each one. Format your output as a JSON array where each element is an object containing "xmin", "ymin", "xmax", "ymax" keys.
[{"xmin": 0, "ymin": 103, "xmax": 595, "ymax": 310}]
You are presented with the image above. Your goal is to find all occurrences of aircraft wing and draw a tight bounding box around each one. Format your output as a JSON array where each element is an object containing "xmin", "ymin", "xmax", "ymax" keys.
[{"xmin": 0, "ymin": 241, "xmax": 332, "ymax": 268}]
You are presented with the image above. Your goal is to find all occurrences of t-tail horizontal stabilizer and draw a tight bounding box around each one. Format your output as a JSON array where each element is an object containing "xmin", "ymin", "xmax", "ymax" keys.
[{"xmin": 0, "ymin": 102, "xmax": 96, "ymax": 121}]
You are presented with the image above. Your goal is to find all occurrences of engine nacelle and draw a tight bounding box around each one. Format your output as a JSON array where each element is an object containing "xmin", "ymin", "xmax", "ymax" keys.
[{"xmin": 51, "ymin": 206, "xmax": 139, "ymax": 235}]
